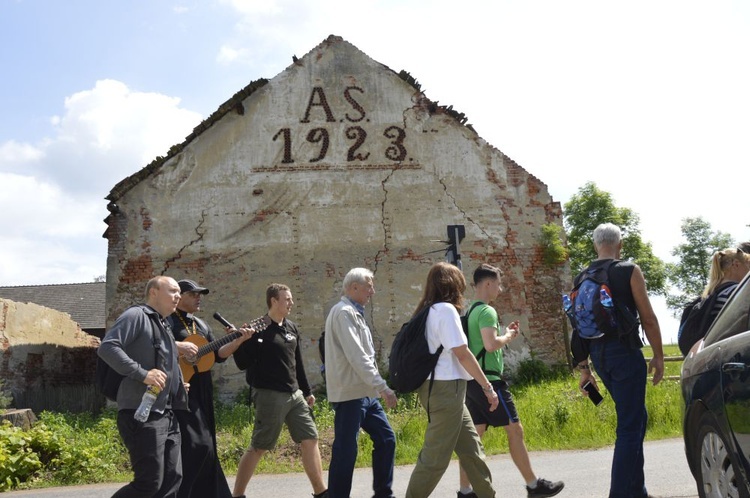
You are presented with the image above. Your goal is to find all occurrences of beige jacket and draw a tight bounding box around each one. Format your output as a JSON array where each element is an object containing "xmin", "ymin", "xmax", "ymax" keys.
[{"xmin": 324, "ymin": 297, "xmax": 388, "ymax": 402}]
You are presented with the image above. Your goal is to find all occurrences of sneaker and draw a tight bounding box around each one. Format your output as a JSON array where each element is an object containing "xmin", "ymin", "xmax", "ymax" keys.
[
  {"xmin": 527, "ymin": 478, "xmax": 564, "ymax": 497},
  {"xmin": 457, "ymin": 492, "xmax": 478, "ymax": 498},
  {"xmin": 312, "ymin": 491, "xmax": 329, "ymax": 498}
]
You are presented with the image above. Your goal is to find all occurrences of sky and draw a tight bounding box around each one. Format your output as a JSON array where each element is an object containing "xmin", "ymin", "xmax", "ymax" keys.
[{"xmin": 1, "ymin": 0, "xmax": 749, "ymax": 344}]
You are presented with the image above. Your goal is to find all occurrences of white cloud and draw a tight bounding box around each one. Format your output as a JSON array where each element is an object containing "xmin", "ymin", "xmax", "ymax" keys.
[
  {"xmin": 0, "ymin": 140, "xmax": 44, "ymax": 167},
  {"xmin": 0, "ymin": 81, "xmax": 203, "ymax": 285},
  {"xmin": 217, "ymin": 45, "xmax": 249, "ymax": 65},
  {"xmin": 42, "ymin": 79, "xmax": 202, "ymax": 194},
  {"xmin": 221, "ymin": 0, "xmax": 283, "ymax": 15},
  {"xmin": 0, "ymin": 173, "xmax": 107, "ymax": 285}
]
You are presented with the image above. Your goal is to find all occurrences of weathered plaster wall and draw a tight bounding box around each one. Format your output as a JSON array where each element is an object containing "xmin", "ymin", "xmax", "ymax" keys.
[
  {"xmin": 0, "ymin": 298, "xmax": 100, "ymax": 399},
  {"xmin": 104, "ymin": 36, "xmax": 569, "ymax": 401}
]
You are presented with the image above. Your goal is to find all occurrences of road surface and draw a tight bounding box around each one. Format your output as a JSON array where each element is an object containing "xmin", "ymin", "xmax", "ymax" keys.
[{"xmin": 4, "ymin": 438, "xmax": 698, "ymax": 497}]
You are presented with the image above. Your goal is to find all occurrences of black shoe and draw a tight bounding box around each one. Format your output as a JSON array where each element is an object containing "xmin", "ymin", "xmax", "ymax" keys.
[
  {"xmin": 457, "ymin": 491, "xmax": 478, "ymax": 498},
  {"xmin": 313, "ymin": 490, "xmax": 328, "ymax": 498},
  {"xmin": 527, "ymin": 478, "xmax": 564, "ymax": 497}
]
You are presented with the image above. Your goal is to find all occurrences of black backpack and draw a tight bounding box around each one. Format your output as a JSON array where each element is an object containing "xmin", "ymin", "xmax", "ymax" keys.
[
  {"xmin": 460, "ymin": 301, "xmax": 500, "ymax": 378},
  {"xmin": 95, "ymin": 356, "xmax": 124, "ymax": 402},
  {"xmin": 96, "ymin": 306, "xmax": 163, "ymax": 401},
  {"xmin": 677, "ymin": 281, "xmax": 736, "ymax": 356},
  {"xmin": 388, "ymin": 306, "xmax": 443, "ymax": 394},
  {"xmin": 567, "ymin": 260, "xmax": 641, "ymax": 345}
]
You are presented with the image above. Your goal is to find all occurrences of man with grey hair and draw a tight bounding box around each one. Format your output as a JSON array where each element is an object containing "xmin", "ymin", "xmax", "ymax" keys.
[
  {"xmin": 324, "ymin": 268, "xmax": 398, "ymax": 498},
  {"xmin": 572, "ymin": 223, "xmax": 664, "ymax": 498}
]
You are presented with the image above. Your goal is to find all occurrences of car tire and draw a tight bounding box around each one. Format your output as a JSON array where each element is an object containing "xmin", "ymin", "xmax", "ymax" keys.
[{"xmin": 692, "ymin": 412, "xmax": 744, "ymax": 498}]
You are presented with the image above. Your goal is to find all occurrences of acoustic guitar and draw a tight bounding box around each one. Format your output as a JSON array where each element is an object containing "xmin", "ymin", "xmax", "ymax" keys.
[{"xmin": 179, "ymin": 313, "xmax": 269, "ymax": 382}]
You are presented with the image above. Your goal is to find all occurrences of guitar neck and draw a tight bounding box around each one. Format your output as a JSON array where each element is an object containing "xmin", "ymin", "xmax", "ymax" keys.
[{"xmin": 196, "ymin": 331, "xmax": 242, "ymax": 359}]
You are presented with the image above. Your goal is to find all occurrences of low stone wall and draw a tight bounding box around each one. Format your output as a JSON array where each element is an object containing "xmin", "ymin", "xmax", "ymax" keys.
[{"xmin": 0, "ymin": 299, "xmax": 101, "ymax": 412}]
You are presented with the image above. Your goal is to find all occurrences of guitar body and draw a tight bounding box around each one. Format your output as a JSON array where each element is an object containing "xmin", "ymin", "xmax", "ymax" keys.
[
  {"xmin": 179, "ymin": 334, "xmax": 214, "ymax": 383},
  {"xmin": 177, "ymin": 315, "xmax": 269, "ymax": 383}
]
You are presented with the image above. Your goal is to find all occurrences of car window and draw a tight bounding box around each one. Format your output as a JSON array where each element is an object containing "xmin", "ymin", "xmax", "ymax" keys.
[{"xmin": 704, "ymin": 273, "xmax": 750, "ymax": 345}]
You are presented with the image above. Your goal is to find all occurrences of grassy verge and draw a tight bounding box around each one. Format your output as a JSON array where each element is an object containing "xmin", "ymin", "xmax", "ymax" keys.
[{"xmin": 2, "ymin": 348, "xmax": 684, "ymax": 490}]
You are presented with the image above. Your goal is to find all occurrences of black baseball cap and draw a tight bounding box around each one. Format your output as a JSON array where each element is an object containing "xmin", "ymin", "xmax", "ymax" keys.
[{"xmin": 178, "ymin": 279, "xmax": 209, "ymax": 295}]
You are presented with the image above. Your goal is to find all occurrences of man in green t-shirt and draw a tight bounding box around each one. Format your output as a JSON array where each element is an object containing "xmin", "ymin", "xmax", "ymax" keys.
[{"xmin": 457, "ymin": 264, "xmax": 564, "ymax": 498}]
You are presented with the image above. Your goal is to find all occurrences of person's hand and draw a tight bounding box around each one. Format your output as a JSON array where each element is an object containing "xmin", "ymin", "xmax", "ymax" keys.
[
  {"xmin": 380, "ymin": 387, "xmax": 398, "ymax": 409},
  {"xmin": 177, "ymin": 341, "xmax": 199, "ymax": 362},
  {"xmin": 485, "ymin": 386, "xmax": 499, "ymax": 412},
  {"xmin": 578, "ymin": 366, "xmax": 598, "ymax": 396},
  {"xmin": 144, "ymin": 369, "xmax": 167, "ymax": 390},
  {"xmin": 184, "ymin": 382, "xmax": 190, "ymax": 393},
  {"xmin": 504, "ymin": 320, "xmax": 520, "ymax": 343},
  {"xmin": 649, "ymin": 355, "xmax": 665, "ymax": 386},
  {"xmin": 235, "ymin": 323, "xmax": 259, "ymax": 343},
  {"xmin": 306, "ymin": 394, "xmax": 316, "ymax": 407}
]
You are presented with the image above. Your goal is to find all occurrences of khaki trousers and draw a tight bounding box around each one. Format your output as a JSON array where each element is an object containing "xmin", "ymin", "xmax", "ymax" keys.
[{"xmin": 405, "ymin": 379, "xmax": 495, "ymax": 498}]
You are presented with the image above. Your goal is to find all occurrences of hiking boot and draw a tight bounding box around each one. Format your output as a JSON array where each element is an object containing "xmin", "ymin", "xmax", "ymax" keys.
[
  {"xmin": 527, "ymin": 478, "xmax": 564, "ymax": 497},
  {"xmin": 457, "ymin": 491, "xmax": 478, "ymax": 498}
]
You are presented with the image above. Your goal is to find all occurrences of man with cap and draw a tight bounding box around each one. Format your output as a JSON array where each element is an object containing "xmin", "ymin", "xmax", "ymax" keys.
[{"xmin": 169, "ymin": 279, "xmax": 254, "ymax": 498}]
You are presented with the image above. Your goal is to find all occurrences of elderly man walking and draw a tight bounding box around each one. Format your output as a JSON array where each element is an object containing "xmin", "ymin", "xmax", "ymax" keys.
[
  {"xmin": 572, "ymin": 223, "xmax": 664, "ymax": 498},
  {"xmin": 324, "ymin": 268, "xmax": 398, "ymax": 498}
]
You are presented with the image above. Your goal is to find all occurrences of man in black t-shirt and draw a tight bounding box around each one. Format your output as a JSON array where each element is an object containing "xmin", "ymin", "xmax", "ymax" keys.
[
  {"xmin": 232, "ymin": 283, "xmax": 328, "ymax": 498},
  {"xmin": 573, "ymin": 223, "xmax": 664, "ymax": 498}
]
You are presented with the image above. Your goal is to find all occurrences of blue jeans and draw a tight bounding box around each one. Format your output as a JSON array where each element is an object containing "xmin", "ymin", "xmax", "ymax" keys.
[
  {"xmin": 328, "ymin": 397, "xmax": 396, "ymax": 498},
  {"xmin": 590, "ymin": 340, "xmax": 648, "ymax": 498}
]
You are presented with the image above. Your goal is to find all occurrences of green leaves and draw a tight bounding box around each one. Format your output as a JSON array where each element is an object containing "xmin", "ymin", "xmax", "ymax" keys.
[
  {"xmin": 540, "ymin": 223, "xmax": 569, "ymax": 267},
  {"xmin": 665, "ymin": 217, "xmax": 734, "ymax": 313},
  {"xmin": 563, "ymin": 182, "xmax": 667, "ymax": 294}
]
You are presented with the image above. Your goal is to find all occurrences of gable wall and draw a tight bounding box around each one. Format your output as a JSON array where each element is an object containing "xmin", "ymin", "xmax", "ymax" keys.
[{"xmin": 105, "ymin": 37, "xmax": 569, "ymax": 400}]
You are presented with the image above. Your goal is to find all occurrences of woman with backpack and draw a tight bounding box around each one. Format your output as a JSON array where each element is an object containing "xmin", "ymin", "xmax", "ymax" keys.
[
  {"xmin": 703, "ymin": 247, "xmax": 750, "ymax": 317},
  {"xmin": 678, "ymin": 246, "xmax": 750, "ymax": 355},
  {"xmin": 404, "ymin": 262, "xmax": 500, "ymax": 498}
]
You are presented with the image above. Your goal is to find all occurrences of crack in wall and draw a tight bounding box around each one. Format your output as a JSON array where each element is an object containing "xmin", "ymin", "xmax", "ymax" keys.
[
  {"xmin": 372, "ymin": 168, "xmax": 397, "ymax": 274},
  {"xmin": 436, "ymin": 175, "xmax": 492, "ymax": 240},
  {"xmin": 162, "ymin": 210, "xmax": 208, "ymax": 273},
  {"xmin": 369, "ymin": 167, "xmax": 400, "ymax": 348}
]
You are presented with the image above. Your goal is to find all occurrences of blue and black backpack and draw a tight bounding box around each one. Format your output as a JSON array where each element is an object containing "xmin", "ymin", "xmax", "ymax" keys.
[{"xmin": 566, "ymin": 260, "xmax": 640, "ymax": 343}]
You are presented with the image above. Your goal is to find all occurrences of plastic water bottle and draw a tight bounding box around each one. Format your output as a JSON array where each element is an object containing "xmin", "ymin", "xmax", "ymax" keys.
[
  {"xmin": 562, "ymin": 294, "xmax": 572, "ymax": 313},
  {"xmin": 134, "ymin": 385, "xmax": 161, "ymax": 422},
  {"xmin": 600, "ymin": 288, "xmax": 617, "ymax": 327},
  {"xmin": 562, "ymin": 294, "xmax": 574, "ymax": 319}
]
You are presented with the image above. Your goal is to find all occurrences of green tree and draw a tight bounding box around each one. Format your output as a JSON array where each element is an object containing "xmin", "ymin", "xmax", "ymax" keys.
[
  {"xmin": 539, "ymin": 223, "xmax": 568, "ymax": 267},
  {"xmin": 665, "ymin": 217, "xmax": 734, "ymax": 312},
  {"xmin": 563, "ymin": 182, "xmax": 667, "ymax": 294}
]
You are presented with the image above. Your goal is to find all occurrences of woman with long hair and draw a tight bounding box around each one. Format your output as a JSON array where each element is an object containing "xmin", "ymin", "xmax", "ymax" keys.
[
  {"xmin": 405, "ymin": 262, "xmax": 499, "ymax": 498},
  {"xmin": 702, "ymin": 247, "xmax": 750, "ymax": 315}
]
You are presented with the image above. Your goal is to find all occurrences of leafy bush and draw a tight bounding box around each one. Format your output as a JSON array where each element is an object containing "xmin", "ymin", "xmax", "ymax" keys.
[
  {"xmin": 539, "ymin": 223, "xmax": 569, "ymax": 267},
  {"xmin": 511, "ymin": 356, "xmax": 568, "ymax": 387},
  {"xmin": 0, "ymin": 410, "xmax": 128, "ymax": 491},
  {"xmin": 0, "ymin": 421, "xmax": 42, "ymax": 491},
  {"xmin": 0, "ymin": 379, "xmax": 12, "ymax": 410}
]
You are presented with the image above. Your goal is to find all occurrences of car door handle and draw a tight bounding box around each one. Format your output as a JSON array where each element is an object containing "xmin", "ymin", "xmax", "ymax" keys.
[{"xmin": 722, "ymin": 362, "xmax": 747, "ymax": 373}]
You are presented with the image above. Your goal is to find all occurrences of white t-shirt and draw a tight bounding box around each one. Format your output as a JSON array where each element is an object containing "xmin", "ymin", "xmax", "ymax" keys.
[{"xmin": 425, "ymin": 302, "xmax": 472, "ymax": 381}]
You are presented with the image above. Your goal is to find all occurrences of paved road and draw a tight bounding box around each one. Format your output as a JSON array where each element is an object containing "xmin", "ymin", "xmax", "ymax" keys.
[{"xmin": 5, "ymin": 438, "xmax": 698, "ymax": 497}]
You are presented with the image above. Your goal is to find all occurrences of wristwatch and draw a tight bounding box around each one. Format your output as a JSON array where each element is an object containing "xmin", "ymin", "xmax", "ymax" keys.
[{"xmin": 482, "ymin": 382, "xmax": 494, "ymax": 393}]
